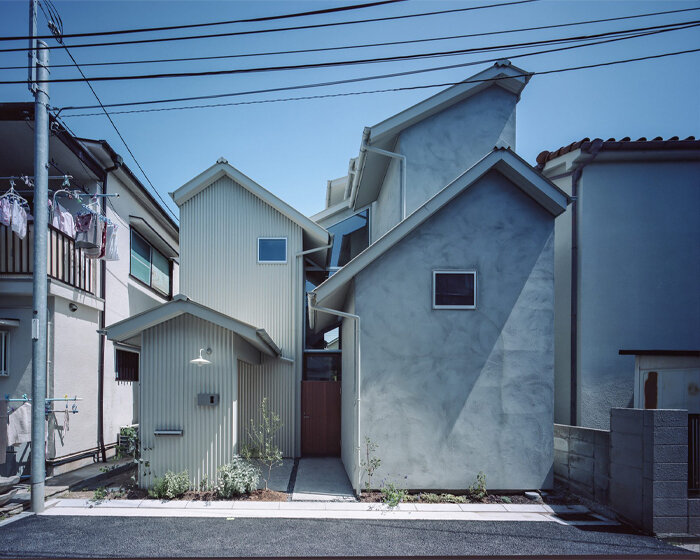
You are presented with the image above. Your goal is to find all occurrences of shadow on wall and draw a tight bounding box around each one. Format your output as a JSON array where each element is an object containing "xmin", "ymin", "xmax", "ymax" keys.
[{"xmin": 127, "ymin": 283, "xmax": 166, "ymax": 317}]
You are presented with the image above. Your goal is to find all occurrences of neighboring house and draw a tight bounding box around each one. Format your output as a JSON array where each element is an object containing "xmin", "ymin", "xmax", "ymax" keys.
[
  {"xmin": 105, "ymin": 60, "xmax": 567, "ymax": 494},
  {"xmin": 537, "ymin": 137, "xmax": 700, "ymax": 429},
  {"xmin": 0, "ymin": 102, "xmax": 179, "ymax": 477}
]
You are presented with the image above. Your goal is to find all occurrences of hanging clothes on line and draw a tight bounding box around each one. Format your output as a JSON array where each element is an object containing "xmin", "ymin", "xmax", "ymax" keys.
[
  {"xmin": 50, "ymin": 198, "xmax": 76, "ymax": 238},
  {"xmin": 0, "ymin": 182, "xmax": 29, "ymax": 240},
  {"xmin": 103, "ymin": 223, "xmax": 119, "ymax": 261}
]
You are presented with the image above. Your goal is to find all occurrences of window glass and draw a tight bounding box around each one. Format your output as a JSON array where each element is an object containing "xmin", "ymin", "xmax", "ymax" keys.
[
  {"xmin": 130, "ymin": 230, "xmax": 151, "ymax": 285},
  {"xmin": 434, "ymin": 272, "xmax": 476, "ymax": 308},
  {"xmin": 303, "ymin": 353, "xmax": 342, "ymax": 381},
  {"xmin": 115, "ymin": 349, "xmax": 139, "ymax": 382},
  {"xmin": 151, "ymin": 250, "xmax": 170, "ymax": 296},
  {"xmin": 258, "ymin": 238, "xmax": 287, "ymax": 262},
  {"xmin": 328, "ymin": 209, "xmax": 369, "ymax": 268}
]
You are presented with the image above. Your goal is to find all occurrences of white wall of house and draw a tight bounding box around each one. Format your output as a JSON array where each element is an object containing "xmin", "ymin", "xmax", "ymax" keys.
[
  {"xmin": 552, "ymin": 158, "xmax": 700, "ymax": 429},
  {"xmin": 370, "ymin": 85, "xmax": 518, "ymax": 241},
  {"xmin": 138, "ymin": 314, "xmax": 259, "ymax": 489},
  {"xmin": 178, "ymin": 174, "xmax": 303, "ymax": 456}
]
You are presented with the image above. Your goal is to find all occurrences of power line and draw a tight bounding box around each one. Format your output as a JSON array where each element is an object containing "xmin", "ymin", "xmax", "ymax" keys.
[
  {"xmin": 2, "ymin": 20, "xmax": 696, "ymax": 85},
  {"xmin": 40, "ymin": 4, "xmax": 179, "ymax": 222},
  {"xmin": 57, "ymin": 26, "xmax": 699, "ymax": 114},
  {"xmin": 0, "ymin": 0, "xmax": 540, "ymax": 53},
  {"xmin": 59, "ymin": 48, "xmax": 700, "ymax": 118},
  {"xmin": 2, "ymin": 1, "xmax": 406, "ymax": 41},
  {"xmin": 1, "ymin": 6, "xmax": 697, "ymax": 71}
]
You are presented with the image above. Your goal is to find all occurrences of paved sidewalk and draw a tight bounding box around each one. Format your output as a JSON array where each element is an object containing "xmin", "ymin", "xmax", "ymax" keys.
[
  {"xmin": 291, "ymin": 457, "xmax": 355, "ymax": 501},
  {"xmin": 41, "ymin": 498, "xmax": 620, "ymax": 525}
]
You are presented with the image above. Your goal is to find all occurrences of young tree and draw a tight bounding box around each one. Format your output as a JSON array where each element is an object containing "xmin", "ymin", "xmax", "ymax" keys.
[{"xmin": 241, "ymin": 397, "xmax": 283, "ymax": 490}]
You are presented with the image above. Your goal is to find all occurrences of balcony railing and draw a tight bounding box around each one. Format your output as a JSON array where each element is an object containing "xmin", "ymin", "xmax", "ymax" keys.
[{"xmin": 0, "ymin": 223, "xmax": 95, "ymax": 295}]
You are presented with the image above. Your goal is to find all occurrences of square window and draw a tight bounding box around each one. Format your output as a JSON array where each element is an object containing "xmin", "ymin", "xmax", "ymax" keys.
[
  {"xmin": 130, "ymin": 229, "xmax": 171, "ymax": 297},
  {"xmin": 433, "ymin": 271, "xmax": 476, "ymax": 309},
  {"xmin": 258, "ymin": 238, "xmax": 287, "ymax": 263},
  {"xmin": 115, "ymin": 349, "xmax": 139, "ymax": 382},
  {"xmin": 0, "ymin": 330, "xmax": 9, "ymax": 376}
]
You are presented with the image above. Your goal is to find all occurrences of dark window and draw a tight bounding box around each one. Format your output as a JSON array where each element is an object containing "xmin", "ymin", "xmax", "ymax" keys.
[
  {"xmin": 258, "ymin": 238, "xmax": 287, "ymax": 263},
  {"xmin": 0, "ymin": 330, "xmax": 8, "ymax": 376},
  {"xmin": 130, "ymin": 229, "xmax": 171, "ymax": 297},
  {"xmin": 433, "ymin": 271, "xmax": 476, "ymax": 309},
  {"xmin": 303, "ymin": 352, "xmax": 342, "ymax": 381},
  {"xmin": 115, "ymin": 349, "xmax": 139, "ymax": 382},
  {"xmin": 328, "ymin": 209, "xmax": 369, "ymax": 268}
]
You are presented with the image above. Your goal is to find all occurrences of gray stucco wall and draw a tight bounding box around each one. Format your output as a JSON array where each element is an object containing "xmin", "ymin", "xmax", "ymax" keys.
[
  {"xmin": 371, "ymin": 85, "xmax": 517, "ymax": 241},
  {"xmin": 355, "ymin": 170, "xmax": 555, "ymax": 490},
  {"xmin": 576, "ymin": 161, "xmax": 700, "ymax": 429},
  {"xmin": 340, "ymin": 289, "xmax": 357, "ymax": 489}
]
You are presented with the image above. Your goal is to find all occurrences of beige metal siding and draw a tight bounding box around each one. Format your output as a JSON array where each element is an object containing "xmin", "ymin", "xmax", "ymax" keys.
[
  {"xmin": 140, "ymin": 314, "xmax": 248, "ymax": 489},
  {"xmin": 178, "ymin": 174, "xmax": 302, "ymax": 456}
]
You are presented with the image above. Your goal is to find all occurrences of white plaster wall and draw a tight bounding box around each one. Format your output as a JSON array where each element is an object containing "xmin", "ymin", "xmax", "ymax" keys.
[
  {"xmin": 354, "ymin": 171, "xmax": 555, "ymax": 490},
  {"xmin": 576, "ymin": 161, "xmax": 700, "ymax": 429},
  {"xmin": 371, "ymin": 86, "xmax": 517, "ymax": 240}
]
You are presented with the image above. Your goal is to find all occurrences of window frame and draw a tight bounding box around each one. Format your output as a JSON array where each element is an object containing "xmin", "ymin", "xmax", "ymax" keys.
[
  {"xmin": 115, "ymin": 348, "xmax": 140, "ymax": 382},
  {"xmin": 257, "ymin": 237, "xmax": 288, "ymax": 264},
  {"xmin": 432, "ymin": 270, "xmax": 477, "ymax": 310},
  {"xmin": 0, "ymin": 329, "xmax": 9, "ymax": 377},
  {"xmin": 129, "ymin": 228, "xmax": 172, "ymax": 298}
]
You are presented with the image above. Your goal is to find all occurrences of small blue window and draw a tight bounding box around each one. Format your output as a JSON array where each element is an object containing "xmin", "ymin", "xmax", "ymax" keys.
[{"xmin": 258, "ymin": 238, "xmax": 287, "ymax": 263}]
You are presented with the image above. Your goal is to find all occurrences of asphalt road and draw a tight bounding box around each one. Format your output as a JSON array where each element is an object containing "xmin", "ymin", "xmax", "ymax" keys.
[{"xmin": 0, "ymin": 515, "xmax": 692, "ymax": 558}]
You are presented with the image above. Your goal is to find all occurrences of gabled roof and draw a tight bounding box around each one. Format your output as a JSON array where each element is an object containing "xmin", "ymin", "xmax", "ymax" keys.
[
  {"xmin": 309, "ymin": 148, "xmax": 568, "ymax": 330},
  {"xmin": 350, "ymin": 60, "xmax": 532, "ymax": 210},
  {"xmin": 171, "ymin": 158, "xmax": 330, "ymax": 249},
  {"xmin": 104, "ymin": 294, "xmax": 281, "ymax": 358}
]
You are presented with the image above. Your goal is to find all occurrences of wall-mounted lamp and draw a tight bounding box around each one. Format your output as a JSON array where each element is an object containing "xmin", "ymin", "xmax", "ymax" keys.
[
  {"xmin": 68, "ymin": 303, "xmax": 78, "ymax": 312},
  {"xmin": 190, "ymin": 347, "xmax": 212, "ymax": 367}
]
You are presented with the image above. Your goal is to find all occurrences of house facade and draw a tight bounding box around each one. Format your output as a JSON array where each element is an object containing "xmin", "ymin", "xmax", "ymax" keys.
[
  {"xmin": 105, "ymin": 61, "xmax": 566, "ymax": 493},
  {"xmin": 537, "ymin": 137, "xmax": 700, "ymax": 429},
  {"xmin": 0, "ymin": 103, "xmax": 179, "ymax": 476}
]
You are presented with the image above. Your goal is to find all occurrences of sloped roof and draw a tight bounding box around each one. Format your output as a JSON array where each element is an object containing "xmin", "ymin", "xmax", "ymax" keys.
[
  {"xmin": 171, "ymin": 158, "xmax": 330, "ymax": 249},
  {"xmin": 104, "ymin": 294, "xmax": 281, "ymax": 358},
  {"xmin": 350, "ymin": 60, "xmax": 532, "ymax": 210},
  {"xmin": 309, "ymin": 148, "xmax": 567, "ymax": 330},
  {"xmin": 536, "ymin": 136, "xmax": 700, "ymax": 168}
]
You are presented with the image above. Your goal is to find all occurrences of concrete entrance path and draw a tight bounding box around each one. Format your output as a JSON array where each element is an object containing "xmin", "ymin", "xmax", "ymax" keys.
[{"xmin": 291, "ymin": 457, "xmax": 355, "ymax": 501}]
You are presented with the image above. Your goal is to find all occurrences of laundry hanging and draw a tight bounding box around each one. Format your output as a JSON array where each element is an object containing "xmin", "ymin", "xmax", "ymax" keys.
[
  {"xmin": 103, "ymin": 223, "xmax": 119, "ymax": 261},
  {"xmin": 50, "ymin": 198, "xmax": 75, "ymax": 238},
  {"xmin": 0, "ymin": 182, "xmax": 30, "ymax": 240}
]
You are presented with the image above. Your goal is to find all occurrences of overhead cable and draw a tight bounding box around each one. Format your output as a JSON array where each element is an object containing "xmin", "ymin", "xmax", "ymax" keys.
[
  {"xmin": 1, "ymin": 6, "xmax": 697, "ymax": 71},
  {"xmin": 0, "ymin": 0, "xmax": 540, "ymax": 53},
  {"xmin": 2, "ymin": 20, "xmax": 697, "ymax": 85}
]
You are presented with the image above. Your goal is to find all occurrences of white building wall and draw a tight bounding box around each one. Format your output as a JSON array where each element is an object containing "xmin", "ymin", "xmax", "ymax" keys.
[
  {"xmin": 179, "ymin": 174, "xmax": 303, "ymax": 456},
  {"xmin": 139, "ymin": 314, "xmax": 250, "ymax": 489}
]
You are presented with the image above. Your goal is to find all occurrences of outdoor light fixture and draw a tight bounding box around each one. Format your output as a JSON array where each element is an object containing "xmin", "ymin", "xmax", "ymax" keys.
[{"xmin": 190, "ymin": 347, "xmax": 212, "ymax": 367}]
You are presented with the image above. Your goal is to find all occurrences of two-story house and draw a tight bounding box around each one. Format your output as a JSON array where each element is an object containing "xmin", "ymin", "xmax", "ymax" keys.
[{"xmin": 0, "ymin": 103, "xmax": 179, "ymax": 477}]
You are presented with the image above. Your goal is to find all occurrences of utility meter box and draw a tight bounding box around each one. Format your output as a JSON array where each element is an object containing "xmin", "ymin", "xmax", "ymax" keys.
[{"xmin": 197, "ymin": 393, "xmax": 220, "ymax": 406}]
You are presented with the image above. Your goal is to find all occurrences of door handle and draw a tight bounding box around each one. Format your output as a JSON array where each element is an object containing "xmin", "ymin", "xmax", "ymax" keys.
[{"xmin": 303, "ymin": 415, "xmax": 311, "ymax": 419}]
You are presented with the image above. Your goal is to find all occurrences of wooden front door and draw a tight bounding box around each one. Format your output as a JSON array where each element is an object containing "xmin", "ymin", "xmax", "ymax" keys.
[{"xmin": 301, "ymin": 381, "xmax": 341, "ymax": 456}]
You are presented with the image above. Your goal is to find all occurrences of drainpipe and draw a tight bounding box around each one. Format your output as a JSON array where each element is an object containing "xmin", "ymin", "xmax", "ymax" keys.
[
  {"xmin": 96, "ymin": 173, "xmax": 108, "ymax": 463},
  {"xmin": 362, "ymin": 143, "xmax": 407, "ymax": 220},
  {"xmin": 307, "ymin": 295, "xmax": 361, "ymax": 496},
  {"xmin": 549, "ymin": 140, "xmax": 602, "ymax": 426}
]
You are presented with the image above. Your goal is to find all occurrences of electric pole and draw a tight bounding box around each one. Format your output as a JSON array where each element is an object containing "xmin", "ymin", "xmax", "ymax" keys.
[{"xmin": 30, "ymin": 0, "xmax": 50, "ymax": 512}]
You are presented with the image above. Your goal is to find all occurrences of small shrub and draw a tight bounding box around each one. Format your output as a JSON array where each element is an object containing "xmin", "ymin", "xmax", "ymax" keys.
[
  {"xmin": 381, "ymin": 481, "xmax": 407, "ymax": 508},
  {"xmin": 216, "ymin": 458, "xmax": 260, "ymax": 498},
  {"xmin": 241, "ymin": 398, "xmax": 283, "ymax": 490},
  {"xmin": 360, "ymin": 437, "xmax": 381, "ymax": 492},
  {"xmin": 149, "ymin": 470, "xmax": 190, "ymax": 499},
  {"xmin": 501, "ymin": 496, "xmax": 512, "ymax": 504},
  {"xmin": 468, "ymin": 471, "xmax": 487, "ymax": 501},
  {"xmin": 91, "ymin": 487, "xmax": 107, "ymax": 502}
]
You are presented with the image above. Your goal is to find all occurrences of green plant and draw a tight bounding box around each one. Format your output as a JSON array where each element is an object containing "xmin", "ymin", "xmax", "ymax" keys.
[
  {"xmin": 148, "ymin": 470, "xmax": 190, "ymax": 499},
  {"xmin": 241, "ymin": 397, "xmax": 283, "ymax": 490},
  {"xmin": 117, "ymin": 426, "xmax": 139, "ymax": 459},
  {"xmin": 91, "ymin": 486, "xmax": 107, "ymax": 501},
  {"xmin": 468, "ymin": 471, "xmax": 487, "ymax": 501},
  {"xmin": 360, "ymin": 436, "xmax": 381, "ymax": 492},
  {"xmin": 216, "ymin": 458, "xmax": 260, "ymax": 498},
  {"xmin": 380, "ymin": 481, "xmax": 407, "ymax": 508},
  {"xmin": 501, "ymin": 496, "xmax": 512, "ymax": 504}
]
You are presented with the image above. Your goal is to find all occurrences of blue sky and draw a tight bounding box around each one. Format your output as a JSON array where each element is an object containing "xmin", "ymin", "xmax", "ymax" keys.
[{"xmin": 1, "ymin": 0, "xmax": 698, "ymax": 219}]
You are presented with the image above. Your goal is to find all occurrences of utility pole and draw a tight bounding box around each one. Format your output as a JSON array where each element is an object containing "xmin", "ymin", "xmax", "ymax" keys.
[{"xmin": 30, "ymin": 28, "xmax": 50, "ymax": 513}]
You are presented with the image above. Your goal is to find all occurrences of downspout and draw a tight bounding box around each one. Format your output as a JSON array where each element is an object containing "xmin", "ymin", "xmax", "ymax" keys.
[
  {"xmin": 307, "ymin": 294, "xmax": 361, "ymax": 496},
  {"xmin": 563, "ymin": 140, "xmax": 602, "ymax": 426},
  {"xmin": 362, "ymin": 143, "xmax": 407, "ymax": 221},
  {"xmin": 96, "ymin": 172, "xmax": 109, "ymax": 463}
]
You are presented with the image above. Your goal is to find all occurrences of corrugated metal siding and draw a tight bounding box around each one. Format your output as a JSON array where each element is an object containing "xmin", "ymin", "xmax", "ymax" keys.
[
  {"xmin": 238, "ymin": 359, "xmax": 296, "ymax": 456},
  {"xmin": 139, "ymin": 314, "xmax": 241, "ymax": 489},
  {"xmin": 178, "ymin": 175, "xmax": 301, "ymax": 457}
]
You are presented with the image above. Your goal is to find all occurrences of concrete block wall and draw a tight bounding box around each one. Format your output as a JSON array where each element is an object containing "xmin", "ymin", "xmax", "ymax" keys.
[
  {"xmin": 609, "ymin": 408, "xmax": 689, "ymax": 535},
  {"xmin": 554, "ymin": 424, "xmax": 609, "ymax": 503}
]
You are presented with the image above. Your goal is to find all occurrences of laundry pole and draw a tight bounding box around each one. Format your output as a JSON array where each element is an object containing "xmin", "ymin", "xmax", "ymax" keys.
[{"xmin": 30, "ymin": 39, "xmax": 49, "ymax": 514}]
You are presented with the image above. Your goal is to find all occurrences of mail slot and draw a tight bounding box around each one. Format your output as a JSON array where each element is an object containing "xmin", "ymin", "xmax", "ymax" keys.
[{"xmin": 197, "ymin": 393, "xmax": 219, "ymax": 406}]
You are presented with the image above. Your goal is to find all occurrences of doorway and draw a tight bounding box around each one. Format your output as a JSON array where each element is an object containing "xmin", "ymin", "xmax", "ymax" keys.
[{"xmin": 301, "ymin": 351, "xmax": 341, "ymax": 456}]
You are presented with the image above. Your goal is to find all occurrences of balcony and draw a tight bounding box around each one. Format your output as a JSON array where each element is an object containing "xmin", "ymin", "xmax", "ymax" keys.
[{"xmin": 0, "ymin": 223, "xmax": 95, "ymax": 295}]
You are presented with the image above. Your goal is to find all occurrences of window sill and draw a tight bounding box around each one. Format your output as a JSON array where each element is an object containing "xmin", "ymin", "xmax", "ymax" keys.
[{"xmin": 128, "ymin": 274, "xmax": 171, "ymax": 301}]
